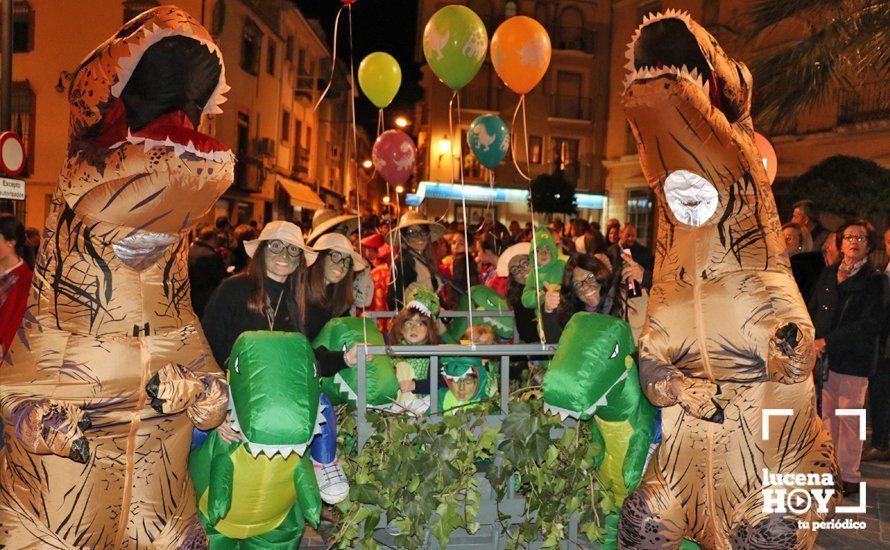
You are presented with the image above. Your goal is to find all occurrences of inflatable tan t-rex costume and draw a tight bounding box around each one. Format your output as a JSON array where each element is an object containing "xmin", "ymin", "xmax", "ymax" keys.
[
  {"xmin": 616, "ymin": 11, "xmax": 838, "ymax": 550},
  {"xmin": 0, "ymin": 7, "xmax": 232, "ymax": 547}
]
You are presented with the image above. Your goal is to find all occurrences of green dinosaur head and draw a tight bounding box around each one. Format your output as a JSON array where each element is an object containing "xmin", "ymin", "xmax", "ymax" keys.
[
  {"xmin": 227, "ymin": 331, "xmax": 323, "ymax": 458},
  {"xmin": 530, "ymin": 228, "xmax": 558, "ymax": 270},
  {"xmin": 406, "ymin": 285, "xmax": 441, "ymax": 319},
  {"xmin": 543, "ymin": 313, "xmax": 637, "ymax": 421},
  {"xmin": 442, "ymin": 357, "xmax": 490, "ymax": 402},
  {"xmin": 446, "ymin": 285, "xmax": 514, "ymax": 341}
]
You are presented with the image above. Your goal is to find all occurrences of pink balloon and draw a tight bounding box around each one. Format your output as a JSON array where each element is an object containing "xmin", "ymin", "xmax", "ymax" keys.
[
  {"xmin": 754, "ymin": 131, "xmax": 778, "ymax": 185},
  {"xmin": 372, "ymin": 130, "xmax": 416, "ymax": 186}
]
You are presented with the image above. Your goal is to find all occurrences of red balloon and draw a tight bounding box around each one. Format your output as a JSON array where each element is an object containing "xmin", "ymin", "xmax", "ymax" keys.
[
  {"xmin": 372, "ymin": 130, "xmax": 416, "ymax": 186},
  {"xmin": 754, "ymin": 131, "xmax": 778, "ymax": 184},
  {"xmin": 341, "ymin": 0, "xmax": 358, "ymax": 4}
]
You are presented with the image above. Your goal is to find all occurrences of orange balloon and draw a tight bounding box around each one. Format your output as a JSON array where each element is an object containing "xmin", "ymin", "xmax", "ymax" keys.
[
  {"xmin": 490, "ymin": 16, "xmax": 551, "ymax": 95},
  {"xmin": 754, "ymin": 131, "xmax": 778, "ymax": 184}
]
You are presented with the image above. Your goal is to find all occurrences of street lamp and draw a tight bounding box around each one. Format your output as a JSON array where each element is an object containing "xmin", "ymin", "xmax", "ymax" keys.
[
  {"xmin": 437, "ymin": 136, "xmax": 452, "ymax": 168},
  {"xmin": 361, "ymin": 158, "xmax": 373, "ymax": 170},
  {"xmin": 382, "ymin": 195, "xmax": 391, "ymax": 204},
  {"xmin": 395, "ymin": 185, "xmax": 405, "ymax": 194},
  {"xmin": 395, "ymin": 116, "xmax": 410, "ymax": 128}
]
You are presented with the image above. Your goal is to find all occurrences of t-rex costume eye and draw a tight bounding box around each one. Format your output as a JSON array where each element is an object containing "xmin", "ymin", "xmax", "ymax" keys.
[
  {"xmin": 0, "ymin": 6, "xmax": 232, "ymax": 547},
  {"xmin": 616, "ymin": 10, "xmax": 838, "ymax": 550}
]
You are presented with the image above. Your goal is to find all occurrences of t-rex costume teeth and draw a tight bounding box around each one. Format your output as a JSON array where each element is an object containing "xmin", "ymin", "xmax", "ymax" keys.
[
  {"xmin": 615, "ymin": 12, "xmax": 839, "ymax": 550},
  {"xmin": 0, "ymin": 6, "xmax": 232, "ymax": 548}
]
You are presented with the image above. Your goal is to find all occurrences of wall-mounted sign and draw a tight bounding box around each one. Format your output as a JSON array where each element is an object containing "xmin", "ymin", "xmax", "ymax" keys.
[
  {"xmin": 0, "ymin": 131, "xmax": 25, "ymax": 176},
  {"xmin": 0, "ymin": 177, "xmax": 25, "ymax": 200}
]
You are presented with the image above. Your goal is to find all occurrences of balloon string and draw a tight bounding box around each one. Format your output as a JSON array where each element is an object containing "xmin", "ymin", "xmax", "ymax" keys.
[
  {"xmin": 455, "ymin": 91, "xmax": 475, "ymax": 348},
  {"xmin": 517, "ymin": 94, "xmax": 545, "ymax": 346},
  {"xmin": 377, "ymin": 108, "xmax": 385, "ymax": 137},
  {"xmin": 344, "ymin": 4, "xmax": 369, "ymax": 347},
  {"xmin": 313, "ymin": 4, "xmax": 345, "ymax": 112},
  {"xmin": 510, "ymin": 94, "xmax": 533, "ymax": 182}
]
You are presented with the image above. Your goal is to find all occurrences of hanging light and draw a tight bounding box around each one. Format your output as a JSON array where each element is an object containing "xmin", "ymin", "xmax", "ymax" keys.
[
  {"xmin": 437, "ymin": 137, "xmax": 452, "ymax": 156},
  {"xmin": 361, "ymin": 159, "xmax": 373, "ymax": 169},
  {"xmin": 395, "ymin": 116, "xmax": 410, "ymax": 128},
  {"xmin": 395, "ymin": 185, "xmax": 405, "ymax": 194},
  {"xmin": 382, "ymin": 196, "xmax": 391, "ymax": 204}
]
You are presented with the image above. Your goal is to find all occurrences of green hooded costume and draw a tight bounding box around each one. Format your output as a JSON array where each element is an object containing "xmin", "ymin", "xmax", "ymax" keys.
[
  {"xmin": 542, "ymin": 313, "xmax": 657, "ymax": 549},
  {"xmin": 438, "ymin": 357, "xmax": 497, "ymax": 415},
  {"xmin": 444, "ymin": 285, "xmax": 515, "ymax": 343},
  {"xmin": 520, "ymin": 228, "xmax": 566, "ymax": 311},
  {"xmin": 190, "ymin": 331, "xmax": 324, "ymax": 547}
]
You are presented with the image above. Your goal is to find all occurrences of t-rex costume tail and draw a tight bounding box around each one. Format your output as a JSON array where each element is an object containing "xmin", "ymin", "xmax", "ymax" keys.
[
  {"xmin": 0, "ymin": 6, "xmax": 232, "ymax": 548},
  {"xmin": 616, "ymin": 11, "xmax": 838, "ymax": 550}
]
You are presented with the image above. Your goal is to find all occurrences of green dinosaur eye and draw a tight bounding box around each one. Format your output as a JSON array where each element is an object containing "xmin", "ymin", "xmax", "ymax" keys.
[
  {"xmin": 233, "ymin": 356, "xmax": 240, "ymax": 374},
  {"xmin": 609, "ymin": 342, "xmax": 619, "ymax": 360}
]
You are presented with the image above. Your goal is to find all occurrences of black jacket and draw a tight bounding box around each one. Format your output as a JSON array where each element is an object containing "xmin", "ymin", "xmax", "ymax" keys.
[
  {"xmin": 789, "ymin": 252, "xmax": 825, "ymax": 303},
  {"xmin": 388, "ymin": 251, "xmax": 440, "ymax": 310},
  {"xmin": 201, "ymin": 274, "xmax": 347, "ymax": 376},
  {"xmin": 808, "ymin": 260, "xmax": 888, "ymax": 377},
  {"xmin": 188, "ymin": 241, "xmax": 228, "ymax": 318}
]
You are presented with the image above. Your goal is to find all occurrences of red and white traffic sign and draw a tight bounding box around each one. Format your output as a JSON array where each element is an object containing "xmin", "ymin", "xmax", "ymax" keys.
[{"xmin": 0, "ymin": 131, "xmax": 26, "ymax": 176}]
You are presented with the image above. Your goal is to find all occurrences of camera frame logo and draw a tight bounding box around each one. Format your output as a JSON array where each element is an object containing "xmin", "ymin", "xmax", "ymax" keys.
[{"xmin": 761, "ymin": 408, "xmax": 868, "ymax": 531}]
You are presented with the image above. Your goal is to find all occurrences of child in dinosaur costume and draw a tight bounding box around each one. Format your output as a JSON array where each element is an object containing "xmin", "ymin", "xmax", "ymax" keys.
[
  {"xmin": 543, "ymin": 313, "xmax": 657, "ymax": 550},
  {"xmin": 439, "ymin": 357, "xmax": 496, "ymax": 415},
  {"xmin": 389, "ymin": 286, "xmax": 441, "ymax": 414},
  {"xmin": 0, "ymin": 7, "xmax": 231, "ymax": 547},
  {"xmin": 617, "ymin": 11, "xmax": 837, "ymax": 550},
  {"xmin": 190, "ymin": 332, "xmax": 324, "ymax": 548},
  {"xmin": 444, "ymin": 284, "xmax": 515, "ymax": 343},
  {"xmin": 520, "ymin": 228, "xmax": 566, "ymax": 316}
]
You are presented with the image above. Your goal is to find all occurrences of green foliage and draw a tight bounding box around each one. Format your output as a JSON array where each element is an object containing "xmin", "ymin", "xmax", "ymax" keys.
[
  {"xmin": 329, "ymin": 396, "xmax": 606, "ymax": 549},
  {"xmin": 528, "ymin": 173, "xmax": 578, "ymax": 216},
  {"xmin": 790, "ymin": 155, "xmax": 890, "ymax": 223}
]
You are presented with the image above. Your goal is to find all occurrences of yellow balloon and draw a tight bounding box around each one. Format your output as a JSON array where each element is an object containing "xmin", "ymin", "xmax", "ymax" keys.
[
  {"xmin": 490, "ymin": 16, "xmax": 551, "ymax": 95},
  {"xmin": 358, "ymin": 52, "xmax": 401, "ymax": 109}
]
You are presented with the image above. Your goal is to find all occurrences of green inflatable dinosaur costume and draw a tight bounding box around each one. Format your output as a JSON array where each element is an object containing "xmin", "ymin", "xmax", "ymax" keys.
[
  {"xmin": 445, "ymin": 285, "xmax": 515, "ymax": 342},
  {"xmin": 190, "ymin": 331, "xmax": 324, "ymax": 547},
  {"xmin": 313, "ymin": 317, "xmax": 399, "ymax": 407},
  {"xmin": 542, "ymin": 313, "xmax": 656, "ymax": 549},
  {"xmin": 439, "ymin": 357, "xmax": 497, "ymax": 415}
]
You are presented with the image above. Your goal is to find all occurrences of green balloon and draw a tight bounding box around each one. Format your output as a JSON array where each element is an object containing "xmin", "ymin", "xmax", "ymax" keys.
[
  {"xmin": 422, "ymin": 5, "xmax": 488, "ymax": 90},
  {"xmin": 358, "ymin": 52, "xmax": 401, "ymax": 109}
]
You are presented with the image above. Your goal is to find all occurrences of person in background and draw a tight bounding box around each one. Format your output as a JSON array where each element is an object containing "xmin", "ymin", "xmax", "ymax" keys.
[
  {"xmin": 24, "ymin": 227, "xmax": 40, "ymax": 269},
  {"xmin": 607, "ymin": 223, "xmax": 654, "ymax": 291},
  {"xmin": 0, "ymin": 214, "xmax": 33, "ymax": 357},
  {"xmin": 822, "ymin": 231, "xmax": 841, "ymax": 266},
  {"xmin": 303, "ymin": 233, "xmax": 368, "ymax": 339},
  {"xmin": 571, "ymin": 219, "xmax": 589, "ymax": 254},
  {"xmin": 388, "ymin": 211, "xmax": 446, "ymax": 310},
  {"xmin": 541, "ymin": 253, "xmax": 614, "ymax": 342},
  {"xmin": 188, "ymin": 223, "xmax": 228, "ymax": 318},
  {"xmin": 509, "ymin": 220, "xmax": 522, "ymax": 243},
  {"xmin": 808, "ymin": 219, "xmax": 888, "ymax": 495},
  {"xmin": 792, "ymin": 199, "xmax": 830, "ymax": 251},
  {"xmin": 605, "ymin": 220, "xmax": 621, "ymax": 247},
  {"xmin": 864, "ymin": 227, "xmax": 890, "ymax": 462},
  {"xmin": 441, "ymin": 231, "xmax": 479, "ymax": 310},
  {"xmin": 228, "ymin": 224, "xmax": 257, "ymax": 274},
  {"xmin": 474, "ymin": 231, "xmax": 503, "ymax": 294},
  {"xmin": 215, "ymin": 215, "xmax": 233, "ymax": 251},
  {"xmin": 782, "ymin": 221, "xmax": 824, "ymax": 301}
]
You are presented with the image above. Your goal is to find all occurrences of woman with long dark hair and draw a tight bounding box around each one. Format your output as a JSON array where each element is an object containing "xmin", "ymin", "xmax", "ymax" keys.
[
  {"xmin": 200, "ymin": 221, "xmax": 353, "ymax": 505},
  {"xmin": 541, "ymin": 253, "xmax": 614, "ymax": 342},
  {"xmin": 496, "ymin": 242, "xmax": 538, "ymax": 343},
  {"xmin": 387, "ymin": 211, "xmax": 446, "ymax": 310},
  {"xmin": 304, "ymin": 232, "xmax": 368, "ymax": 341},
  {"xmin": 0, "ymin": 214, "xmax": 33, "ymax": 356}
]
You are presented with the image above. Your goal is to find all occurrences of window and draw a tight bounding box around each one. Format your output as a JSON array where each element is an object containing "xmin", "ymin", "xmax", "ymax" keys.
[
  {"xmin": 235, "ymin": 112, "xmax": 251, "ymax": 190},
  {"xmin": 552, "ymin": 71, "xmax": 586, "ymax": 118},
  {"xmin": 528, "ymin": 135, "xmax": 543, "ymax": 164},
  {"xmin": 626, "ymin": 188, "xmax": 654, "ymax": 246},
  {"xmin": 285, "ymin": 35, "xmax": 294, "ymax": 63},
  {"xmin": 281, "ymin": 110, "xmax": 290, "ymax": 143},
  {"xmin": 504, "ymin": 1, "xmax": 517, "ymax": 17},
  {"xmin": 460, "ymin": 130, "xmax": 486, "ymax": 181},
  {"xmin": 266, "ymin": 41, "xmax": 276, "ymax": 75},
  {"xmin": 13, "ymin": 0, "xmax": 34, "ymax": 53},
  {"xmin": 551, "ymin": 137, "xmax": 579, "ymax": 174},
  {"xmin": 241, "ymin": 18, "xmax": 262, "ymax": 76},
  {"xmin": 12, "ymin": 81, "xmax": 34, "ymax": 176}
]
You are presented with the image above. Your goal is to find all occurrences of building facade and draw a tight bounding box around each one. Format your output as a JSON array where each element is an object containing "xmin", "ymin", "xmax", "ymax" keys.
[
  {"xmin": 4, "ymin": 0, "xmax": 374, "ymax": 230},
  {"xmin": 602, "ymin": 0, "xmax": 889, "ymax": 246},
  {"xmin": 414, "ymin": 0, "xmax": 611, "ymax": 224}
]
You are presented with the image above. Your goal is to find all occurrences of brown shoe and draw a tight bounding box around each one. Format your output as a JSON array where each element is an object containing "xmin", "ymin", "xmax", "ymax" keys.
[
  {"xmin": 861, "ymin": 447, "xmax": 890, "ymax": 462},
  {"xmin": 842, "ymin": 481, "xmax": 861, "ymax": 496}
]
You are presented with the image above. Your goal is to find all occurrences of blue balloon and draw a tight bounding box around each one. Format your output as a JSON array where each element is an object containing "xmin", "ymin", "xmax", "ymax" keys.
[{"xmin": 467, "ymin": 114, "xmax": 510, "ymax": 169}]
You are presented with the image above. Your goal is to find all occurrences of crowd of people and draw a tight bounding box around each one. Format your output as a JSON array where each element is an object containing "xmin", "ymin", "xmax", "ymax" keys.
[{"xmin": 1, "ymin": 197, "xmax": 888, "ymax": 502}]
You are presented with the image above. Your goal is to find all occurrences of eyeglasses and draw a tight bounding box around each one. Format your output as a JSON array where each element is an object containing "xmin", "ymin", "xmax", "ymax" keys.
[
  {"xmin": 842, "ymin": 234, "xmax": 867, "ymax": 243},
  {"xmin": 328, "ymin": 250, "xmax": 353, "ymax": 268},
  {"xmin": 509, "ymin": 258, "xmax": 530, "ymax": 276},
  {"xmin": 572, "ymin": 272, "xmax": 601, "ymax": 291},
  {"xmin": 267, "ymin": 239, "xmax": 302, "ymax": 258},
  {"xmin": 403, "ymin": 227, "xmax": 429, "ymax": 239}
]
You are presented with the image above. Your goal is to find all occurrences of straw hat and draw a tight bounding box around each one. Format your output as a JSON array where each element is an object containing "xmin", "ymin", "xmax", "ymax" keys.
[
  {"xmin": 243, "ymin": 221, "xmax": 318, "ymax": 265},
  {"xmin": 312, "ymin": 233, "xmax": 368, "ymax": 271},
  {"xmin": 496, "ymin": 242, "xmax": 531, "ymax": 277},
  {"xmin": 306, "ymin": 209, "xmax": 359, "ymax": 245},
  {"xmin": 387, "ymin": 210, "xmax": 446, "ymax": 244}
]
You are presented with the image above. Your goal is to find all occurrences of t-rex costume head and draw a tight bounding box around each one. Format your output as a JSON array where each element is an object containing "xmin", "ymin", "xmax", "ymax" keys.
[
  {"xmin": 190, "ymin": 332, "xmax": 324, "ymax": 543},
  {"xmin": 616, "ymin": 10, "xmax": 838, "ymax": 550},
  {"xmin": 0, "ymin": 6, "xmax": 232, "ymax": 548},
  {"xmin": 445, "ymin": 285, "xmax": 515, "ymax": 342},
  {"xmin": 543, "ymin": 313, "xmax": 656, "ymax": 548}
]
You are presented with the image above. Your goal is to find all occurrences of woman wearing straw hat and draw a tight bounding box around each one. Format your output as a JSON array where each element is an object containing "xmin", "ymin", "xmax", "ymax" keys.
[
  {"xmin": 387, "ymin": 211, "xmax": 446, "ymax": 311},
  {"xmin": 304, "ymin": 233, "xmax": 369, "ymax": 341},
  {"xmin": 200, "ymin": 221, "xmax": 351, "ymax": 505},
  {"xmin": 306, "ymin": 208, "xmax": 373, "ymax": 312}
]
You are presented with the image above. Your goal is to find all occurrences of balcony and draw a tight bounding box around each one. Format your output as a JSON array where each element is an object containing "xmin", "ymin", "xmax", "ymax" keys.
[
  {"xmin": 292, "ymin": 147, "xmax": 311, "ymax": 177},
  {"xmin": 549, "ymin": 95, "xmax": 591, "ymax": 120},
  {"xmin": 553, "ymin": 26, "xmax": 597, "ymax": 54},
  {"xmin": 838, "ymin": 82, "xmax": 889, "ymax": 125},
  {"xmin": 461, "ymin": 84, "xmax": 500, "ymax": 111}
]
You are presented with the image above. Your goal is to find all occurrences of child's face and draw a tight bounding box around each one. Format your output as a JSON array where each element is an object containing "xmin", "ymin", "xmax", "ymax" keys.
[
  {"xmin": 451, "ymin": 373, "xmax": 479, "ymax": 401},
  {"xmin": 535, "ymin": 246, "xmax": 552, "ymax": 267},
  {"xmin": 403, "ymin": 315, "xmax": 429, "ymax": 344}
]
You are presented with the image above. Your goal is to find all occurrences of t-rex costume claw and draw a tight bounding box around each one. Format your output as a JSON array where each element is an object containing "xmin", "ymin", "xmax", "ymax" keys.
[
  {"xmin": 616, "ymin": 11, "xmax": 838, "ymax": 550},
  {"xmin": 0, "ymin": 6, "xmax": 232, "ymax": 548}
]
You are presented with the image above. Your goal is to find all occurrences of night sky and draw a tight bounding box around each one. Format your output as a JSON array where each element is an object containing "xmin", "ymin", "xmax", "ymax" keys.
[{"xmin": 291, "ymin": 0, "xmax": 423, "ymax": 133}]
